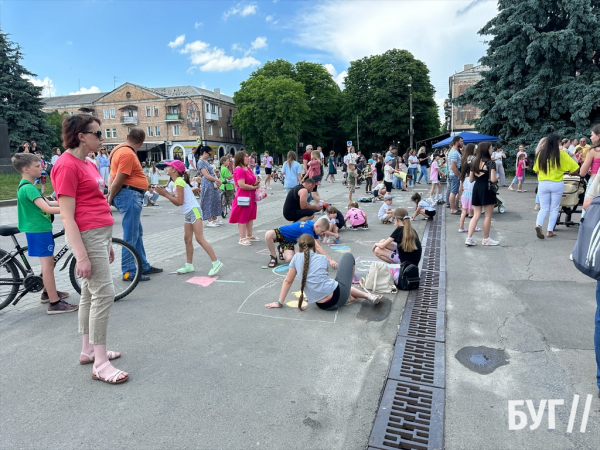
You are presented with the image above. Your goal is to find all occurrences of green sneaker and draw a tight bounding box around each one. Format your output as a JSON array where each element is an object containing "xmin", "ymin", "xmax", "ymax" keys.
[
  {"xmin": 208, "ymin": 260, "xmax": 223, "ymax": 276},
  {"xmin": 177, "ymin": 263, "xmax": 194, "ymax": 274}
]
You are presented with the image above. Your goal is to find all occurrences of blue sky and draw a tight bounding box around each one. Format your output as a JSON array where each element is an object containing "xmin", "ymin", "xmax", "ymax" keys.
[{"xmin": 2, "ymin": 0, "xmax": 498, "ymax": 116}]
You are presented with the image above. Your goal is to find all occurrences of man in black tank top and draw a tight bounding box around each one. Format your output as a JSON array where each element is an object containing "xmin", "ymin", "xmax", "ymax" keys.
[{"xmin": 283, "ymin": 179, "xmax": 322, "ymax": 222}]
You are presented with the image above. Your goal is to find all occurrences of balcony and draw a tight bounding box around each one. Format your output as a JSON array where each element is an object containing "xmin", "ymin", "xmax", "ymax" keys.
[
  {"xmin": 165, "ymin": 113, "xmax": 182, "ymax": 122},
  {"xmin": 205, "ymin": 111, "xmax": 219, "ymax": 122},
  {"xmin": 121, "ymin": 116, "xmax": 138, "ymax": 125}
]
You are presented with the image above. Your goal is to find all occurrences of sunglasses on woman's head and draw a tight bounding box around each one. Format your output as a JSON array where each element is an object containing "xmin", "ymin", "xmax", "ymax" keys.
[{"xmin": 82, "ymin": 131, "xmax": 102, "ymax": 139}]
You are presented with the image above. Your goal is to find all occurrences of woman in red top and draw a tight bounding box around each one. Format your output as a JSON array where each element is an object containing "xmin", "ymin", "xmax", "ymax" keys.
[
  {"xmin": 52, "ymin": 114, "xmax": 128, "ymax": 384},
  {"xmin": 229, "ymin": 151, "xmax": 261, "ymax": 245}
]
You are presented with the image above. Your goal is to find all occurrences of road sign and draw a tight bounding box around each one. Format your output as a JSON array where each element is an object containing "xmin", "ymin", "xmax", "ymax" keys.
[
  {"xmin": 196, "ymin": 137, "xmax": 202, "ymax": 144},
  {"xmin": 347, "ymin": 141, "xmax": 352, "ymax": 147}
]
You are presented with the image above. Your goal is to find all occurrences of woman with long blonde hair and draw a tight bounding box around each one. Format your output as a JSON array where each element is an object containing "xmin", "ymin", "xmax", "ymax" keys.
[
  {"xmin": 372, "ymin": 208, "xmax": 422, "ymax": 265},
  {"xmin": 265, "ymin": 234, "xmax": 381, "ymax": 310}
]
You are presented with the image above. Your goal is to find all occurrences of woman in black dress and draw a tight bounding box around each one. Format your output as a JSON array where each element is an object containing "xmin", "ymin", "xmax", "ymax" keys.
[
  {"xmin": 465, "ymin": 142, "xmax": 499, "ymax": 246},
  {"xmin": 375, "ymin": 155, "xmax": 384, "ymax": 182}
]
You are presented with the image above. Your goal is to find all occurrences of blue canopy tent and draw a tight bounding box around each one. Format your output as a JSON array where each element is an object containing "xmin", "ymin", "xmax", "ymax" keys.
[{"xmin": 432, "ymin": 132, "xmax": 500, "ymax": 148}]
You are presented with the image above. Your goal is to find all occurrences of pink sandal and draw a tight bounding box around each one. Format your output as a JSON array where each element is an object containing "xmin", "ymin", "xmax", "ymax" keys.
[
  {"xmin": 92, "ymin": 360, "xmax": 128, "ymax": 384},
  {"xmin": 79, "ymin": 350, "xmax": 121, "ymax": 365}
]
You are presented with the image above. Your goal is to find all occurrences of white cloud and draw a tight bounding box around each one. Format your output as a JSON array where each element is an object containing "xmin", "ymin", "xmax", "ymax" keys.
[
  {"xmin": 180, "ymin": 40, "xmax": 260, "ymax": 72},
  {"xmin": 69, "ymin": 86, "xmax": 101, "ymax": 95},
  {"xmin": 294, "ymin": 0, "xmax": 498, "ymax": 112},
  {"xmin": 66, "ymin": 41, "xmax": 72, "ymax": 45},
  {"xmin": 24, "ymin": 75, "xmax": 56, "ymax": 97},
  {"xmin": 168, "ymin": 35, "xmax": 185, "ymax": 48},
  {"xmin": 248, "ymin": 36, "xmax": 267, "ymax": 53},
  {"xmin": 232, "ymin": 43, "xmax": 243, "ymax": 52},
  {"xmin": 223, "ymin": 3, "xmax": 258, "ymax": 20},
  {"xmin": 194, "ymin": 21, "xmax": 203, "ymax": 29},
  {"xmin": 323, "ymin": 64, "xmax": 347, "ymax": 88},
  {"xmin": 266, "ymin": 15, "xmax": 273, "ymax": 22}
]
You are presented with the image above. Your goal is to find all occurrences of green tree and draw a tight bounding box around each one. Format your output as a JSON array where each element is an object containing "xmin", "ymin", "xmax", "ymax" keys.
[
  {"xmin": 456, "ymin": 0, "xmax": 600, "ymax": 150},
  {"xmin": 341, "ymin": 49, "xmax": 440, "ymax": 154},
  {"xmin": 246, "ymin": 59, "xmax": 342, "ymax": 150},
  {"xmin": 44, "ymin": 110, "xmax": 68, "ymax": 152},
  {"xmin": 0, "ymin": 30, "xmax": 52, "ymax": 153},
  {"xmin": 232, "ymin": 75, "xmax": 310, "ymax": 154}
]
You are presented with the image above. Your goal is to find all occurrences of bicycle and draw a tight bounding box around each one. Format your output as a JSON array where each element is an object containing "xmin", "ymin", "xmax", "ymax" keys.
[
  {"xmin": 0, "ymin": 225, "xmax": 142, "ymax": 311},
  {"xmin": 221, "ymin": 181, "xmax": 233, "ymax": 218}
]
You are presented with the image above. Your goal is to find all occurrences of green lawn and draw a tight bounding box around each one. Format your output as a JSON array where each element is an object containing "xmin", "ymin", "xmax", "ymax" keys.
[{"xmin": 0, "ymin": 173, "xmax": 55, "ymax": 201}]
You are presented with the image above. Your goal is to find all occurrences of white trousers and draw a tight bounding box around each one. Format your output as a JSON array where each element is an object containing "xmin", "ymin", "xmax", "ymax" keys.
[{"xmin": 536, "ymin": 180, "xmax": 564, "ymax": 232}]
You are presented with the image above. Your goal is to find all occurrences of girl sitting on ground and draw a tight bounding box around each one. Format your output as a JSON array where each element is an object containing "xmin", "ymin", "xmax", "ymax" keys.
[
  {"xmin": 264, "ymin": 234, "xmax": 381, "ymax": 310},
  {"xmin": 345, "ymin": 201, "xmax": 369, "ymax": 230},
  {"xmin": 372, "ymin": 207, "xmax": 422, "ymax": 266},
  {"xmin": 411, "ymin": 192, "xmax": 436, "ymax": 220},
  {"xmin": 156, "ymin": 160, "xmax": 223, "ymax": 276}
]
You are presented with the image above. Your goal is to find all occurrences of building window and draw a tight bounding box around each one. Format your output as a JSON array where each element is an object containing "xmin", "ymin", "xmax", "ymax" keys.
[
  {"xmin": 155, "ymin": 126, "xmax": 160, "ymax": 136},
  {"xmin": 103, "ymin": 109, "xmax": 109, "ymax": 119},
  {"xmin": 109, "ymin": 108, "xmax": 115, "ymax": 119},
  {"xmin": 146, "ymin": 106, "xmax": 151, "ymax": 117},
  {"xmin": 208, "ymin": 125, "xmax": 213, "ymax": 136},
  {"xmin": 219, "ymin": 127, "xmax": 223, "ymax": 137},
  {"xmin": 205, "ymin": 103, "xmax": 210, "ymax": 112},
  {"xmin": 173, "ymin": 125, "xmax": 180, "ymax": 136},
  {"xmin": 105, "ymin": 129, "xmax": 111, "ymax": 139},
  {"xmin": 218, "ymin": 107, "xmax": 222, "ymax": 118},
  {"xmin": 112, "ymin": 129, "xmax": 117, "ymax": 138},
  {"xmin": 232, "ymin": 128, "xmax": 235, "ymax": 139},
  {"xmin": 172, "ymin": 106, "xmax": 179, "ymax": 114},
  {"xmin": 154, "ymin": 106, "xmax": 159, "ymax": 117},
  {"xmin": 229, "ymin": 109, "xmax": 233, "ymax": 117},
  {"xmin": 147, "ymin": 126, "xmax": 153, "ymax": 137},
  {"xmin": 211, "ymin": 104, "xmax": 217, "ymax": 113}
]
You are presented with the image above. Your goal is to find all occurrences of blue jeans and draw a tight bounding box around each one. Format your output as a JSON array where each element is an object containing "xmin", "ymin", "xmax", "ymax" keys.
[
  {"xmin": 418, "ymin": 165, "xmax": 429, "ymax": 183},
  {"xmin": 408, "ymin": 168, "xmax": 417, "ymax": 186},
  {"xmin": 113, "ymin": 189, "xmax": 151, "ymax": 275},
  {"xmin": 393, "ymin": 176, "xmax": 403, "ymax": 190},
  {"xmin": 596, "ymin": 282, "xmax": 600, "ymax": 389}
]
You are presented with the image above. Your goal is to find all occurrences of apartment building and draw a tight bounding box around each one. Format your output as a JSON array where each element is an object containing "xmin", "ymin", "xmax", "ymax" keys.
[
  {"xmin": 42, "ymin": 82, "xmax": 244, "ymax": 162},
  {"xmin": 445, "ymin": 64, "xmax": 488, "ymax": 133}
]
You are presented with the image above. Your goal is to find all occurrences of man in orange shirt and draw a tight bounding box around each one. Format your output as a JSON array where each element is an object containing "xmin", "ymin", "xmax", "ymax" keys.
[{"xmin": 108, "ymin": 128, "xmax": 162, "ymax": 281}]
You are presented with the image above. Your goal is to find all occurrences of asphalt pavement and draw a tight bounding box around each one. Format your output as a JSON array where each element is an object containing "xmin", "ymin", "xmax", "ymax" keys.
[{"xmin": 0, "ymin": 176, "xmax": 428, "ymax": 450}]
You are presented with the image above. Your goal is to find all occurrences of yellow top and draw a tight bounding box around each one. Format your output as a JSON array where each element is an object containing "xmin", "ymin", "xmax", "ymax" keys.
[{"xmin": 533, "ymin": 150, "xmax": 579, "ymax": 181}]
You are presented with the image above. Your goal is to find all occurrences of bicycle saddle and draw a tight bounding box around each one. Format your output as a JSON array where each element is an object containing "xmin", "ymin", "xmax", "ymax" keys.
[{"xmin": 0, "ymin": 226, "xmax": 20, "ymax": 236}]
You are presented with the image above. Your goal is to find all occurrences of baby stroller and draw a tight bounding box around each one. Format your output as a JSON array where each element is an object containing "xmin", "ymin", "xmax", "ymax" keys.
[
  {"xmin": 495, "ymin": 194, "xmax": 506, "ymax": 214},
  {"xmin": 556, "ymin": 175, "xmax": 586, "ymax": 227}
]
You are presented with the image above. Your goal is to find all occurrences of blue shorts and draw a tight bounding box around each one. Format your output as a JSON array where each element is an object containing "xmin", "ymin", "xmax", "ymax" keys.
[
  {"xmin": 26, "ymin": 232, "xmax": 55, "ymax": 257},
  {"xmin": 449, "ymin": 175, "xmax": 460, "ymax": 194}
]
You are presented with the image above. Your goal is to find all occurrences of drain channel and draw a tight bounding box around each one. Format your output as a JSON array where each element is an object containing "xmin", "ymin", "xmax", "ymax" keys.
[{"xmin": 368, "ymin": 206, "xmax": 446, "ymax": 450}]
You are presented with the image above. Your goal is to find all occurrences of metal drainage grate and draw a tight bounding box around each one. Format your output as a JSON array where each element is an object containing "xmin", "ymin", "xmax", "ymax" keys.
[
  {"xmin": 398, "ymin": 307, "xmax": 445, "ymax": 342},
  {"xmin": 369, "ymin": 206, "xmax": 446, "ymax": 450},
  {"xmin": 368, "ymin": 380, "xmax": 444, "ymax": 450},
  {"xmin": 388, "ymin": 337, "xmax": 445, "ymax": 388}
]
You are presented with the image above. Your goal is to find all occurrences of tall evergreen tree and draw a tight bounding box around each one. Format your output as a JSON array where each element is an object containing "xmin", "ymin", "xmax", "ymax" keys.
[
  {"xmin": 341, "ymin": 49, "xmax": 440, "ymax": 154},
  {"xmin": 0, "ymin": 30, "xmax": 51, "ymax": 153},
  {"xmin": 457, "ymin": 0, "xmax": 600, "ymax": 148}
]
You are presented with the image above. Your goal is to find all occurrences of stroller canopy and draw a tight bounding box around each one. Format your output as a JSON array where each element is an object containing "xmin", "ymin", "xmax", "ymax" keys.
[{"xmin": 432, "ymin": 132, "xmax": 500, "ymax": 148}]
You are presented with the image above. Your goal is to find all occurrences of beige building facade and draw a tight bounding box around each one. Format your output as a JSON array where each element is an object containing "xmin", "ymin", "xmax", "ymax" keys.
[
  {"xmin": 42, "ymin": 83, "xmax": 244, "ymax": 162},
  {"xmin": 445, "ymin": 64, "xmax": 488, "ymax": 133}
]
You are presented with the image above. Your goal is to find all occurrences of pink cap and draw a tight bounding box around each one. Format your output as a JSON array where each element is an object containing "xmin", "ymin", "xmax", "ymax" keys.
[{"xmin": 165, "ymin": 160, "xmax": 186, "ymax": 174}]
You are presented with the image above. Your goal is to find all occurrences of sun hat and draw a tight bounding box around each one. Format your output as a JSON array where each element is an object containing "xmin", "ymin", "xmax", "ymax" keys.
[
  {"xmin": 384, "ymin": 194, "xmax": 393, "ymax": 201},
  {"xmin": 384, "ymin": 156, "xmax": 393, "ymax": 163},
  {"xmin": 165, "ymin": 160, "xmax": 186, "ymax": 174}
]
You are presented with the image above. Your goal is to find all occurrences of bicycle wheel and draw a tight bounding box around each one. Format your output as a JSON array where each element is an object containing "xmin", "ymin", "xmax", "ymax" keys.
[
  {"xmin": 0, "ymin": 249, "xmax": 20, "ymax": 310},
  {"xmin": 221, "ymin": 192, "xmax": 229, "ymax": 218},
  {"xmin": 69, "ymin": 238, "xmax": 142, "ymax": 301}
]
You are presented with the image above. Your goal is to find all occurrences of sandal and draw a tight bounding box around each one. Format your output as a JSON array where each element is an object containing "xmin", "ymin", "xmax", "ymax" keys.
[
  {"xmin": 535, "ymin": 226, "xmax": 545, "ymax": 240},
  {"xmin": 91, "ymin": 360, "xmax": 128, "ymax": 384},
  {"xmin": 546, "ymin": 231, "xmax": 556, "ymax": 238},
  {"xmin": 268, "ymin": 255, "xmax": 278, "ymax": 268},
  {"xmin": 238, "ymin": 238, "xmax": 251, "ymax": 246},
  {"xmin": 246, "ymin": 235, "xmax": 261, "ymax": 242},
  {"xmin": 79, "ymin": 350, "xmax": 121, "ymax": 365},
  {"xmin": 277, "ymin": 244, "xmax": 285, "ymax": 260}
]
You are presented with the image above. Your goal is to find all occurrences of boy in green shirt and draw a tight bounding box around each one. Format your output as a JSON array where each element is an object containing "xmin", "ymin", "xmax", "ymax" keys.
[{"xmin": 12, "ymin": 153, "xmax": 78, "ymax": 315}]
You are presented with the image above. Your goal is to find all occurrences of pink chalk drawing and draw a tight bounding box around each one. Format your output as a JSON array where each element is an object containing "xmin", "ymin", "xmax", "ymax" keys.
[
  {"xmin": 186, "ymin": 276, "xmax": 219, "ymax": 287},
  {"xmin": 256, "ymin": 248, "xmax": 272, "ymax": 255}
]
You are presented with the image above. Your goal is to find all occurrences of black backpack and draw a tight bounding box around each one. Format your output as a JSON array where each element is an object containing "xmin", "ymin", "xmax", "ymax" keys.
[{"xmin": 396, "ymin": 261, "xmax": 420, "ymax": 290}]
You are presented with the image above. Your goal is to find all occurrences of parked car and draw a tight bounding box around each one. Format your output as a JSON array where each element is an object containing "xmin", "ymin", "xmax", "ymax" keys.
[{"xmin": 156, "ymin": 159, "xmax": 174, "ymax": 170}]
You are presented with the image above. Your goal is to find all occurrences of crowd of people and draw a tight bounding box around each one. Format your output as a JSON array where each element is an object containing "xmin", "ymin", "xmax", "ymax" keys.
[{"xmin": 11, "ymin": 112, "xmax": 600, "ymax": 389}]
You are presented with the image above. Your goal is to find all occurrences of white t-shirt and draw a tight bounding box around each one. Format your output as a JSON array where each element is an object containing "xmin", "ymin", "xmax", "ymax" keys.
[
  {"xmin": 187, "ymin": 153, "xmax": 196, "ymax": 170},
  {"xmin": 347, "ymin": 153, "xmax": 357, "ymax": 165},
  {"xmin": 491, "ymin": 151, "xmax": 504, "ymax": 165},
  {"xmin": 384, "ymin": 164, "xmax": 394, "ymax": 182},
  {"xmin": 174, "ymin": 177, "xmax": 199, "ymax": 214},
  {"xmin": 408, "ymin": 155, "xmax": 419, "ymax": 169},
  {"xmin": 51, "ymin": 155, "xmax": 60, "ymax": 165},
  {"xmin": 418, "ymin": 199, "xmax": 435, "ymax": 212},
  {"xmin": 378, "ymin": 203, "xmax": 392, "ymax": 220},
  {"xmin": 289, "ymin": 251, "xmax": 338, "ymax": 303},
  {"xmin": 373, "ymin": 183, "xmax": 385, "ymax": 191}
]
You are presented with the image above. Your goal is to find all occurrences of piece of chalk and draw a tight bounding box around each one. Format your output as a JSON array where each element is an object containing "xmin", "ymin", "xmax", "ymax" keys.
[{"xmin": 262, "ymin": 266, "xmax": 269, "ymax": 269}]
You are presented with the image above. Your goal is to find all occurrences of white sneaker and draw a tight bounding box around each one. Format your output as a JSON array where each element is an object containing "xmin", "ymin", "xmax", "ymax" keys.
[
  {"xmin": 569, "ymin": 254, "xmax": 573, "ymax": 261},
  {"xmin": 458, "ymin": 228, "xmax": 467, "ymax": 233},
  {"xmin": 214, "ymin": 219, "xmax": 224, "ymax": 225},
  {"xmin": 465, "ymin": 238, "xmax": 476, "ymax": 246},
  {"xmin": 482, "ymin": 238, "xmax": 499, "ymax": 246},
  {"xmin": 206, "ymin": 221, "xmax": 219, "ymax": 228},
  {"xmin": 367, "ymin": 293, "xmax": 382, "ymax": 304}
]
